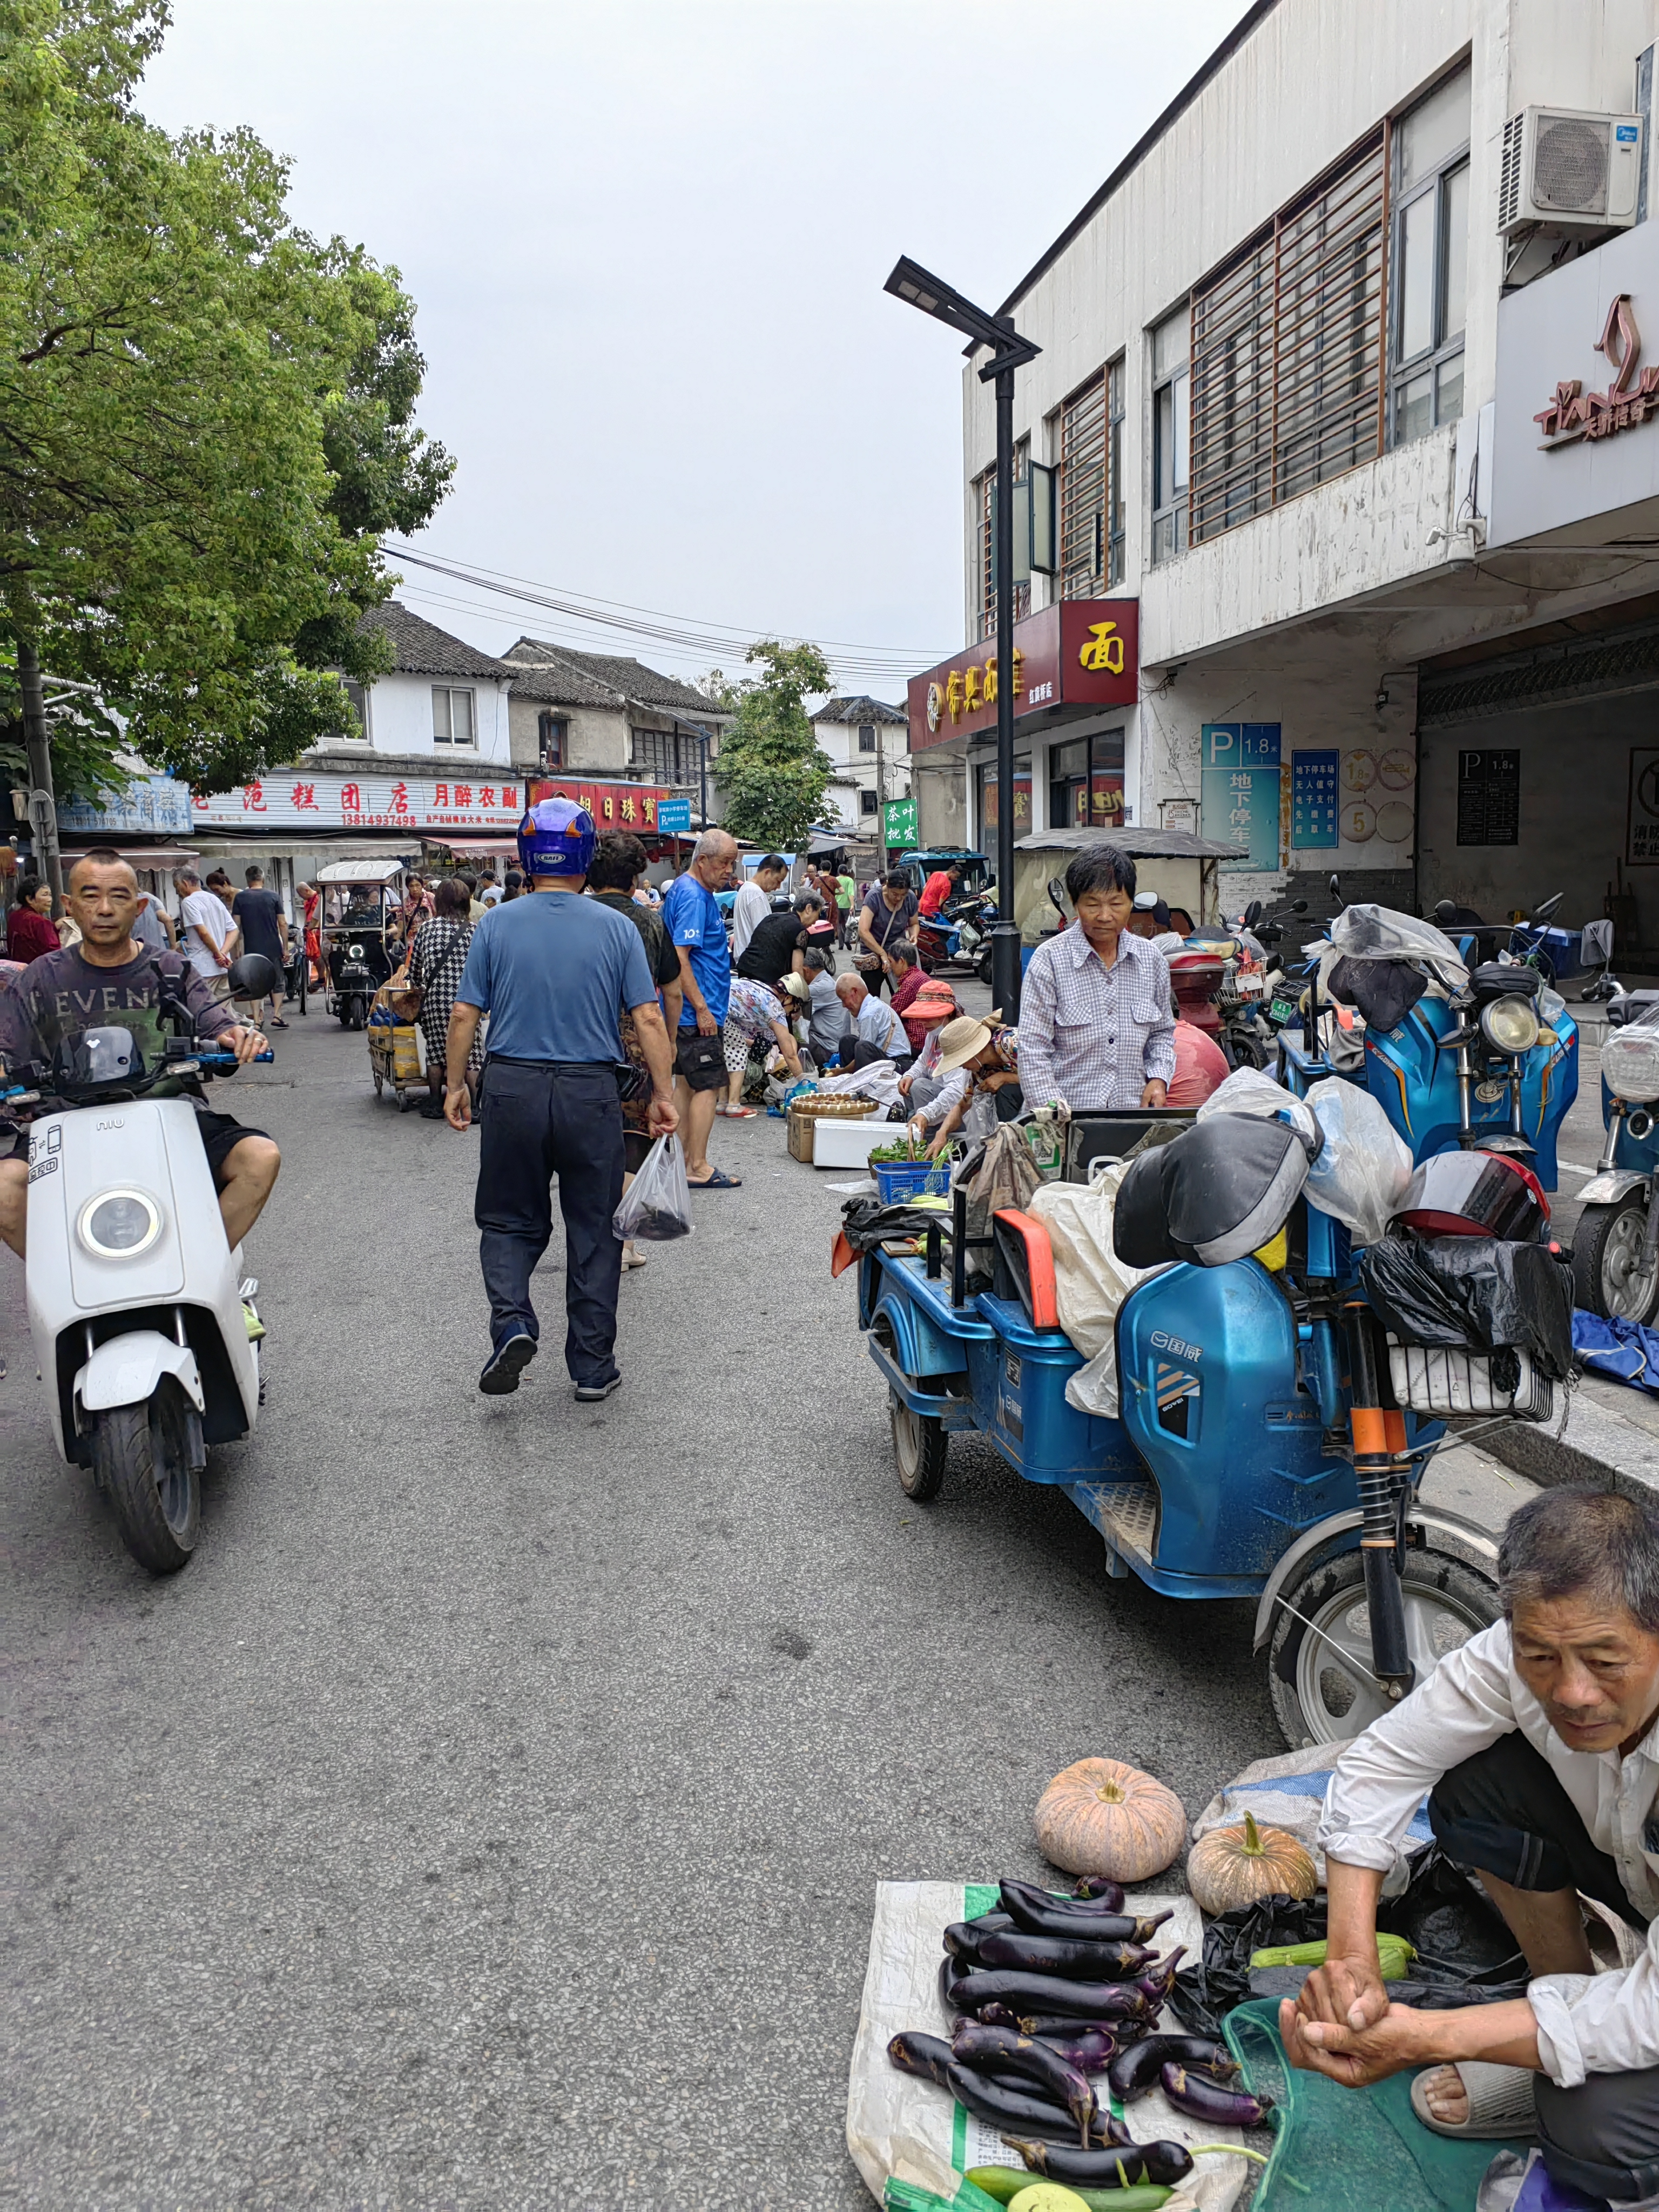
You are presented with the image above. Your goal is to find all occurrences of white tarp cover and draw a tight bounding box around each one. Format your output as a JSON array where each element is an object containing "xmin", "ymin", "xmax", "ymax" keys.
[
  {"xmin": 1027, "ymin": 1161, "xmax": 1154, "ymax": 1419},
  {"xmin": 846, "ymin": 1879, "xmax": 1246, "ymax": 2209}
]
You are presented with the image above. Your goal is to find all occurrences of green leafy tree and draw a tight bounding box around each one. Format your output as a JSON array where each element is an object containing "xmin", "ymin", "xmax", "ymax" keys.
[
  {"xmin": 0, "ymin": 0, "xmax": 453, "ymax": 796},
  {"xmin": 709, "ymin": 640, "xmax": 834, "ymax": 851}
]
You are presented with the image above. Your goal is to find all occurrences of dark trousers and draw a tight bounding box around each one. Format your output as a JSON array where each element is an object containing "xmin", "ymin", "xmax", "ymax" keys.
[
  {"xmin": 473, "ymin": 1059, "xmax": 624, "ymax": 1387},
  {"xmin": 1430, "ymin": 1732, "xmax": 1659, "ymax": 2201}
]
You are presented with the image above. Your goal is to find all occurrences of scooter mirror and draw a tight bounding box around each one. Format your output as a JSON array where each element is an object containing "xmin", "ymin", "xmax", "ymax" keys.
[
  {"xmin": 1328, "ymin": 873, "xmax": 1341, "ymax": 901},
  {"xmin": 1292, "ymin": 900, "xmax": 1308, "ymax": 913},
  {"xmin": 1047, "ymin": 878, "xmax": 1068, "ymax": 916},
  {"xmin": 227, "ymin": 952, "xmax": 281, "ymax": 1000},
  {"xmin": 1433, "ymin": 899, "xmax": 1458, "ymax": 926},
  {"xmin": 1244, "ymin": 900, "xmax": 1263, "ymax": 927},
  {"xmin": 1530, "ymin": 892, "xmax": 1563, "ymax": 924}
]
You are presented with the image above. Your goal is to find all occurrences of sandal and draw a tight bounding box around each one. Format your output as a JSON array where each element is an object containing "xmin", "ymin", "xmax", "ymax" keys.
[
  {"xmin": 1410, "ymin": 2062, "xmax": 1539, "ymax": 2141},
  {"xmin": 687, "ymin": 1168, "xmax": 742, "ymax": 1189},
  {"xmin": 718, "ymin": 1103, "xmax": 757, "ymax": 1118},
  {"xmin": 271, "ymin": 1017, "xmax": 289, "ymax": 1029}
]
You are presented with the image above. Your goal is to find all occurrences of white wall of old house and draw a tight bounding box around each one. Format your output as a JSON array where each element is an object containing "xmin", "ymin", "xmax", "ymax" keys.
[
  {"xmin": 364, "ymin": 671, "xmax": 511, "ymax": 766},
  {"xmin": 505, "ymin": 694, "xmax": 631, "ymax": 773}
]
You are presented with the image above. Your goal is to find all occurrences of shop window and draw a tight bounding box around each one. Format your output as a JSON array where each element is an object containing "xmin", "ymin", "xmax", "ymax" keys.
[
  {"xmin": 431, "ymin": 685, "xmax": 475, "ymax": 746},
  {"xmin": 1151, "ymin": 312, "xmax": 1190, "ymax": 564},
  {"xmin": 977, "ymin": 440, "xmax": 1031, "ymax": 640},
  {"xmin": 1190, "ymin": 129, "xmax": 1387, "ymax": 544},
  {"xmin": 538, "ymin": 712, "xmax": 565, "ymax": 768},
  {"xmin": 338, "ymin": 678, "xmax": 370, "ymax": 741},
  {"xmin": 1048, "ymin": 730, "xmax": 1126, "ymax": 831},
  {"xmin": 858, "ymin": 726, "xmax": 877, "ymax": 753},
  {"xmin": 975, "ymin": 755, "xmax": 1032, "ymax": 837},
  {"xmin": 1390, "ymin": 65, "xmax": 1471, "ymax": 445}
]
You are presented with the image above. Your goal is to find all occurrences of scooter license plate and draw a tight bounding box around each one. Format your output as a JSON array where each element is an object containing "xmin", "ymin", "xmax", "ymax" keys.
[{"xmin": 1269, "ymin": 996, "xmax": 1298, "ymax": 1024}]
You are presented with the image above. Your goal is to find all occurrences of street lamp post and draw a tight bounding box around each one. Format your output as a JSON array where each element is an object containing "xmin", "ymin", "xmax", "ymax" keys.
[{"xmin": 884, "ymin": 256, "xmax": 1039, "ymax": 1020}]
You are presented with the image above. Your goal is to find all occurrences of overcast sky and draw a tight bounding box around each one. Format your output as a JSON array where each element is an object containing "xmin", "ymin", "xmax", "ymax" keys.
[{"xmin": 141, "ymin": 1, "xmax": 1243, "ymax": 698}]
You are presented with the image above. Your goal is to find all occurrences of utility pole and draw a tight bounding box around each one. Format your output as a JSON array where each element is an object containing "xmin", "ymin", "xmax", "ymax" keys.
[
  {"xmin": 17, "ymin": 639, "xmax": 64, "ymax": 915},
  {"xmin": 875, "ymin": 721, "xmax": 888, "ymax": 876}
]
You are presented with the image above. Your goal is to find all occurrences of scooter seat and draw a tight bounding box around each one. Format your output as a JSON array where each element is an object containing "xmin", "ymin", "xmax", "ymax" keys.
[
  {"xmin": 1608, "ymin": 990, "xmax": 1659, "ymax": 1030},
  {"xmin": 1114, "ymin": 1114, "xmax": 1315, "ymax": 1270}
]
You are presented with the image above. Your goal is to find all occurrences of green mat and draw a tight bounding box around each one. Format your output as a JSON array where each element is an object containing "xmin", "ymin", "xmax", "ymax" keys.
[{"xmin": 1225, "ymin": 1998, "xmax": 1532, "ymax": 2211}]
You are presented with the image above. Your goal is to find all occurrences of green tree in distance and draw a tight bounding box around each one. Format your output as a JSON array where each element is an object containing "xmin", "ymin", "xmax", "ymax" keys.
[
  {"xmin": 705, "ymin": 640, "xmax": 834, "ymax": 852},
  {"xmin": 0, "ymin": 0, "xmax": 453, "ymax": 797}
]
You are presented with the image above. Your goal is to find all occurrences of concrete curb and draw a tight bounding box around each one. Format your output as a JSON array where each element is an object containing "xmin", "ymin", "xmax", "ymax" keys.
[{"xmin": 1466, "ymin": 1374, "xmax": 1659, "ymax": 1504}]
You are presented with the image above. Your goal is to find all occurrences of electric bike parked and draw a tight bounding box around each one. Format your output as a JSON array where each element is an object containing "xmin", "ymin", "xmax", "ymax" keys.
[
  {"xmin": 1571, "ymin": 992, "xmax": 1659, "ymax": 1324},
  {"xmin": 2, "ymin": 954, "xmax": 278, "ymax": 1573}
]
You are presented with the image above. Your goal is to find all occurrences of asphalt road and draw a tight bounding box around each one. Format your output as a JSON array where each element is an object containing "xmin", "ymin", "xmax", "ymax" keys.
[{"xmin": 1, "ymin": 988, "xmax": 1536, "ymax": 2210}]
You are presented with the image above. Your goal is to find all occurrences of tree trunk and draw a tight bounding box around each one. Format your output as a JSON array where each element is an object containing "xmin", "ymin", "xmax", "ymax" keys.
[{"xmin": 17, "ymin": 640, "xmax": 64, "ymax": 915}]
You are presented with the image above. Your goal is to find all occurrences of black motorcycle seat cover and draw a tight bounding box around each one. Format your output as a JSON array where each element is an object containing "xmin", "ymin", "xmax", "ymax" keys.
[{"xmin": 1114, "ymin": 1115, "xmax": 1313, "ymax": 1270}]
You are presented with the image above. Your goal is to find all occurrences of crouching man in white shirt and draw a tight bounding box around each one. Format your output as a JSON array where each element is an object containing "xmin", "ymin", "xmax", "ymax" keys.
[{"xmin": 1284, "ymin": 1486, "xmax": 1659, "ymax": 2206}]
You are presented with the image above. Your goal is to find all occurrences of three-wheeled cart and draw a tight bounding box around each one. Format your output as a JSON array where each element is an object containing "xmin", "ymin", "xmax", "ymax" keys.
[
  {"xmin": 367, "ymin": 983, "xmax": 424, "ymax": 1111},
  {"xmin": 314, "ymin": 859, "xmax": 402, "ymax": 1031},
  {"xmin": 858, "ymin": 1110, "xmax": 1501, "ymax": 1749}
]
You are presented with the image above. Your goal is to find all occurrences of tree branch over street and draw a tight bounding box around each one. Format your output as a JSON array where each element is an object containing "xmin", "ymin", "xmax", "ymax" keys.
[
  {"xmin": 0, "ymin": 0, "xmax": 454, "ymax": 794},
  {"xmin": 704, "ymin": 639, "xmax": 834, "ymax": 851}
]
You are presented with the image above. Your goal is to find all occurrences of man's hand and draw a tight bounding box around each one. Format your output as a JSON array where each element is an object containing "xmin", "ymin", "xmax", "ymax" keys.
[
  {"xmin": 1279, "ymin": 1997, "xmax": 1427, "ymax": 2089},
  {"xmin": 444, "ymin": 1082, "xmax": 472, "ymax": 1131},
  {"xmin": 224, "ymin": 1023, "xmax": 269, "ymax": 1064},
  {"xmin": 214, "ymin": 948, "xmax": 231, "ymax": 969},
  {"xmin": 695, "ymin": 1002, "xmax": 718, "ymax": 1037},
  {"xmin": 1294, "ymin": 1947, "xmax": 1391, "ymax": 2040},
  {"xmin": 647, "ymin": 1091, "xmax": 679, "ymax": 1138},
  {"xmin": 1141, "ymin": 1078, "xmax": 1169, "ymax": 1108},
  {"xmin": 896, "ymin": 1072, "xmax": 914, "ymax": 1097}
]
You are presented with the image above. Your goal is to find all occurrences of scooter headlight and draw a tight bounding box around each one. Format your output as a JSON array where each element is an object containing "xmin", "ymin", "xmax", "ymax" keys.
[
  {"xmin": 1479, "ymin": 995, "xmax": 1540, "ymax": 1056},
  {"xmin": 348, "ymin": 942, "xmax": 365, "ymax": 961},
  {"xmin": 77, "ymin": 1188, "xmax": 163, "ymax": 1259}
]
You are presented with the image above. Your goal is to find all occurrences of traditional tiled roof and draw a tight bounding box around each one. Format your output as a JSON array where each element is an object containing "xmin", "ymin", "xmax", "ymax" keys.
[
  {"xmin": 811, "ymin": 694, "xmax": 907, "ymax": 725},
  {"xmin": 363, "ymin": 601, "xmax": 509, "ymax": 680},
  {"xmin": 502, "ymin": 637, "xmax": 725, "ymax": 718}
]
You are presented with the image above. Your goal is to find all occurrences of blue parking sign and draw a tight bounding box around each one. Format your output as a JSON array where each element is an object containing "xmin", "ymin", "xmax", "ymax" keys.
[{"xmin": 1202, "ymin": 723, "xmax": 1281, "ymax": 870}]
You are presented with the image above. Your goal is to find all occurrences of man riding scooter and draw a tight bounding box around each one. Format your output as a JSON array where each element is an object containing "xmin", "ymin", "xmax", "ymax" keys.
[{"xmin": 0, "ymin": 849, "xmax": 279, "ymax": 1261}]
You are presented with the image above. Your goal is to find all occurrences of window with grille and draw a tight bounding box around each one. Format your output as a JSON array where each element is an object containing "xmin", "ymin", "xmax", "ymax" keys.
[
  {"xmin": 1390, "ymin": 66, "xmax": 1471, "ymax": 445},
  {"xmin": 431, "ymin": 686, "xmax": 476, "ymax": 745},
  {"xmin": 1189, "ymin": 127, "xmax": 1388, "ymax": 548},
  {"xmin": 1058, "ymin": 373, "xmax": 1107, "ymax": 598},
  {"xmin": 977, "ymin": 440, "xmax": 1031, "ymax": 640}
]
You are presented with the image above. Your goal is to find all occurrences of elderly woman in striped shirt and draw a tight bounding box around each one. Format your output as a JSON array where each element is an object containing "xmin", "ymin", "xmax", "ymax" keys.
[{"xmin": 1016, "ymin": 844, "xmax": 1176, "ymax": 1114}]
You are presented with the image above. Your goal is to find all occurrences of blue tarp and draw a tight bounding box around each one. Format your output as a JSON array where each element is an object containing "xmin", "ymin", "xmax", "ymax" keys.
[{"xmin": 1573, "ymin": 1307, "xmax": 1659, "ymax": 1394}]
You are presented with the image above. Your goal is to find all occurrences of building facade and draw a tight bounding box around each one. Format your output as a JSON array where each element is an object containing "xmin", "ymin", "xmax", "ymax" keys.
[
  {"xmin": 913, "ymin": 0, "xmax": 1658, "ymax": 936},
  {"xmin": 498, "ymin": 639, "xmax": 732, "ymax": 831},
  {"xmin": 808, "ymin": 696, "xmax": 909, "ymax": 836}
]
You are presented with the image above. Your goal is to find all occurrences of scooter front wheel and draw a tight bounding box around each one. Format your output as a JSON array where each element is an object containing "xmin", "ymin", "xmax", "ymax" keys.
[
  {"xmin": 90, "ymin": 1384, "xmax": 200, "ymax": 1574},
  {"xmin": 1268, "ymin": 1548, "xmax": 1496, "ymax": 1749},
  {"xmin": 1573, "ymin": 1196, "xmax": 1659, "ymax": 1324}
]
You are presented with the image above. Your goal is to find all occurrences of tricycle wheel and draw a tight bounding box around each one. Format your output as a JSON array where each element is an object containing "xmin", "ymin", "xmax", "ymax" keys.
[
  {"xmin": 890, "ymin": 1391, "xmax": 947, "ymax": 1501},
  {"xmin": 1269, "ymin": 1548, "xmax": 1496, "ymax": 1750},
  {"xmin": 1573, "ymin": 1196, "xmax": 1659, "ymax": 1324}
]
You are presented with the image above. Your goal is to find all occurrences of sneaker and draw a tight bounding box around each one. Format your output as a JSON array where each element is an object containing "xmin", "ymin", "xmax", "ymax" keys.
[
  {"xmin": 480, "ymin": 1330, "xmax": 537, "ymax": 1395},
  {"xmin": 574, "ymin": 1373, "xmax": 622, "ymax": 1403}
]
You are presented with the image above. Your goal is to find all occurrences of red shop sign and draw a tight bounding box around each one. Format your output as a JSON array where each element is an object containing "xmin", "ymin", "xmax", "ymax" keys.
[
  {"xmin": 907, "ymin": 598, "xmax": 1138, "ymax": 754},
  {"xmin": 526, "ymin": 779, "xmax": 671, "ymax": 831}
]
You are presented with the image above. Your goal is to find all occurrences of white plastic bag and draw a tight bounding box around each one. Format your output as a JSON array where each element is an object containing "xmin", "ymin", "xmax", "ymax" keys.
[
  {"xmin": 813, "ymin": 1060, "xmax": 904, "ymax": 1110},
  {"xmin": 1197, "ymin": 1064, "xmax": 1320, "ymax": 1147},
  {"xmin": 612, "ymin": 1134, "xmax": 693, "ymax": 1241},
  {"xmin": 1028, "ymin": 1159, "xmax": 1155, "ymax": 1418},
  {"xmin": 1327, "ymin": 902, "xmax": 1469, "ymax": 990},
  {"xmin": 1301, "ymin": 1076, "xmax": 1413, "ymax": 1245}
]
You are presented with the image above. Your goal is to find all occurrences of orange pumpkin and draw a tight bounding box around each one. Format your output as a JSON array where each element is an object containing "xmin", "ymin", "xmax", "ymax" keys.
[
  {"xmin": 1034, "ymin": 1757, "xmax": 1187, "ymax": 1881},
  {"xmin": 1186, "ymin": 1810, "xmax": 1318, "ymax": 1916}
]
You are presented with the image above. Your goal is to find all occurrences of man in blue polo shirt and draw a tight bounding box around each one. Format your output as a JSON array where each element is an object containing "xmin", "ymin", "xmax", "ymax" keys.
[
  {"xmin": 444, "ymin": 797, "xmax": 677, "ymax": 1401},
  {"xmin": 661, "ymin": 827, "xmax": 740, "ymax": 1190}
]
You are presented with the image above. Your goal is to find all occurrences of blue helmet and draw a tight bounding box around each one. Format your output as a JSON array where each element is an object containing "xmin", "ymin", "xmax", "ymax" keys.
[{"xmin": 517, "ymin": 794, "xmax": 597, "ymax": 879}]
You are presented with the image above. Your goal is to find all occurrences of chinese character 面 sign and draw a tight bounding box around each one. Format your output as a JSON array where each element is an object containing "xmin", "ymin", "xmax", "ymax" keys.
[
  {"xmin": 1201, "ymin": 723, "xmax": 1280, "ymax": 871},
  {"xmin": 1291, "ymin": 751, "xmax": 1339, "ymax": 848},
  {"xmin": 192, "ymin": 773, "xmax": 525, "ymax": 834},
  {"xmin": 907, "ymin": 599, "xmax": 1139, "ymax": 752}
]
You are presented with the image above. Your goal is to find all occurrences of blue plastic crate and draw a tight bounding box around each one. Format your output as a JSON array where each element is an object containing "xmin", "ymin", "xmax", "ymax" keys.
[{"xmin": 872, "ymin": 1158, "xmax": 953, "ymax": 1204}]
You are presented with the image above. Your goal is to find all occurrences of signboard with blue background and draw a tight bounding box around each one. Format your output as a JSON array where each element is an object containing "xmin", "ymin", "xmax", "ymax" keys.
[{"xmin": 1201, "ymin": 723, "xmax": 1280, "ymax": 871}]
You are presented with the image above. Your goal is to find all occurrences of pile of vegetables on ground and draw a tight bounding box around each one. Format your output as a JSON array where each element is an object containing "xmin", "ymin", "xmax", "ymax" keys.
[{"xmin": 886, "ymin": 1874, "xmax": 1271, "ymax": 2197}]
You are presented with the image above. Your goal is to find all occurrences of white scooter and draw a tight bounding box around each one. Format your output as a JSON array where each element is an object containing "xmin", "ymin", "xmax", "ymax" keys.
[{"xmin": 4, "ymin": 954, "xmax": 278, "ymax": 1573}]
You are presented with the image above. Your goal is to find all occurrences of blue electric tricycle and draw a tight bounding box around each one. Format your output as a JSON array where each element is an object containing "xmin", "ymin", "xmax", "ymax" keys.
[{"xmin": 858, "ymin": 1113, "xmax": 1505, "ymax": 1750}]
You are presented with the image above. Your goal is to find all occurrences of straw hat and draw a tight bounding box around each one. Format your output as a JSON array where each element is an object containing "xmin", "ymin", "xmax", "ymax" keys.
[{"xmin": 934, "ymin": 1013, "xmax": 998, "ymax": 1074}]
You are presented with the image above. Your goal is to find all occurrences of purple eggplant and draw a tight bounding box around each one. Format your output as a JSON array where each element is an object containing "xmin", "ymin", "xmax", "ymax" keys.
[
  {"xmin": 1025, "ymin": 2026, "xmax": 1116, "ymax": 2074},
  {"xmin": 951, "ymin": 1970, "xmax": 1152, "ymax": 2022},
  {"xmin": 944, "ymin": 2062, "xmax": 1118, "ymax": 2148},
  {"xmin": 1108, "ymin": 2033, "xmax": 1241, "ymax": 2105},
  {"xmin": 1003, "ymin": 2134, "xmax": 1197, "ymax": 2188},
  {"xmin": 999, "ymin": 1883, "xmax": 1173, "ymax": 1946},
  {"xmin": 1070, "ymin": 1876, "xmax": 1127, "ymax": 1908},
  {"xmin": 1162, "ymin": 2060, "xmax": 1273, "ymax": 2127},
  {"xmin": 973, "ymin": 2002, "xmax": 1023, "ymax": 2031},
  {"xmin": 1133, "ymin": 1946, "xmax": 1186, "ymax": 2008},
  {"xmin": 952, "ymin": 2025, "xmax": 1097, "ymax": 2142},
  {"xmin": 966, "ymin": 1908, "xmax": 1015, "ymax": 1931},
  {"xmin": 943, "ymin": 1920, "xmax": 988, "ymax": 1962},
  {"xmin": 888, "ymin": 2031, "xmax": 956, "ymax": 2091},
  {"xmin": 976, "ymin": 1929, "xmax": 1153, "ymax": 1981}
]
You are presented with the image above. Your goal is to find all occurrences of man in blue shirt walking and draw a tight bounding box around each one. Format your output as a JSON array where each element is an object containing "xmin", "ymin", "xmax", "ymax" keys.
[
  {"xmin": 444, "ymin": 797, "xmax": 677, "ymax": 1400},
  {"xmin": 661, "ymin": 828, "xmax": 741, "ymax": 1190}
]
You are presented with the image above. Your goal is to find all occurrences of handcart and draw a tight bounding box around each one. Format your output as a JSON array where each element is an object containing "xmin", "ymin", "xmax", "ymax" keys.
[{"xmin": 366, "ymin": 983, "xmax": 424, "ymax": 1111}]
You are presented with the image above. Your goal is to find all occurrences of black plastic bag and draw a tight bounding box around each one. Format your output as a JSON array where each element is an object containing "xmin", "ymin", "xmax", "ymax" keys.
[
  {"xmin": 1326, "ymin": 954, "xmax": 1426, "ymax": 1034},
  {"xmin": 839, "ymin": 1197, "xmax": 950, "ymax": 1256},
  {"xmin": 1168, "ymin": 1846, "xmax": 1529, "ymax": 2038},
  {"xmin": 1359, "ymin": 1235, "xmax": 1574, "ymax": 1382}
]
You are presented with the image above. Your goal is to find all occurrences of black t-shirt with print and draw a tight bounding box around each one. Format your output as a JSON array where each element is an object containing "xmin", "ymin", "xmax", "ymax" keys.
[
  {"xmin": 736, "ymin": 911, "xmax": 808, "ymax": 984},
  {"xmin": 0, "ymin": 944, "xmax": 236, "ymax": 1090}
]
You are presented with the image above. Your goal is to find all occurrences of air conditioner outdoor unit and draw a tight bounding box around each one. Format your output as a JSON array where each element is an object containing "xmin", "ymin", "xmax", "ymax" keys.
[{"xmin": 1498, "ymin": 106, "xmax": 1644, "ymax": 234}]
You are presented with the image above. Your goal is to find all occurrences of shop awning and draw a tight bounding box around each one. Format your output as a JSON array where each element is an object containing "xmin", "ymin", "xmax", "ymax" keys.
[
  {"xmin": 57, "ymin": 842, "xmax": 201, "ymax": 868},
  {"xmin": 423, "ymin": 834, "xmax": 522, "ymax": 858},
  {"xmin": 1013, "ymin": 826, "xmax": 1246, "ymax": 859}
]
